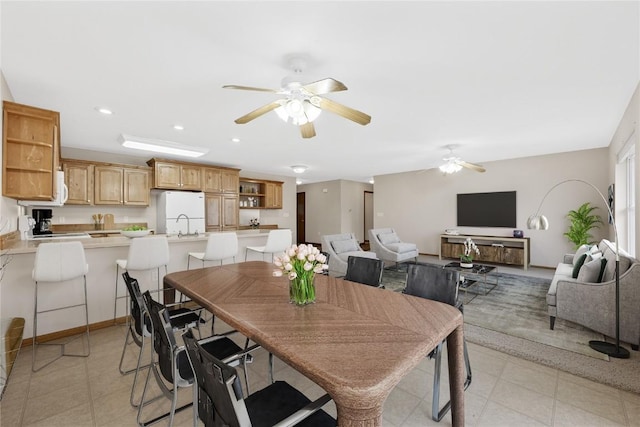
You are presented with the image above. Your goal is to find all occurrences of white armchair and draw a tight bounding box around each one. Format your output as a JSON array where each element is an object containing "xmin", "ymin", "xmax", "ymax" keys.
[
  {"xmin": 321, "ymin": 233, "xmax": 378, "ymax": 276},
  {"xmin": 368, "ymin": 228, "xmax": 418, "ymax": 266}
]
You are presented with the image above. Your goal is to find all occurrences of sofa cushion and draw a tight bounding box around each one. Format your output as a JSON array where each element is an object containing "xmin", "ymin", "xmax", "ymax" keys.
[
  {"xmin": 598, "ymin": 257, "xmax": 608, "ymax": 282},
  {"xmin": 577, "ymin": 257, "xmax": 602, "ymax": 282},
  {"xmin": 572, "ymin": 254, "xmax": 588, "ymax": 278},
  {"xmin": 385, "ymin": 242, "xmax": 417, "ymax": 254},
  {"xmin": 378, "ymin": 233, "xmax": 400, "ymax": 245},
  {"xmin": 331, "ymin": 239, "xmax": 360, "ymax": 254},
  {"xmin": 601, "ymin": 248, "xmax": 632, "ymax": 282},
  {"xmin": 573, "ymin": 245, "xmax": 590, "ymax": 267}
]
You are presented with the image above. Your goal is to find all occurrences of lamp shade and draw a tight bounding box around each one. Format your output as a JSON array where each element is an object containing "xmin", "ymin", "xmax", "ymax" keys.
[{"xmin": 526, "ymin": 214, "xmax": 549, "ymax": 230}]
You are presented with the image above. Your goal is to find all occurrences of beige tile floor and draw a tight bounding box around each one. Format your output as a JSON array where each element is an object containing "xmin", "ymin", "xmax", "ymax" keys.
[
  {"xmin": 1, "ymin": 258, "xmax": 638, "ymax": 426},
  {"xmin": 2, "ymin": 317, "xmax": 639, "ymax": 426}
]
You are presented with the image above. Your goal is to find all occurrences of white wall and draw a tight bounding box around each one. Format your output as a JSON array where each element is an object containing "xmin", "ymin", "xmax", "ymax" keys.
[
  {"xmin": 297, "ymin": 180, "xmax": 341, "ymax": 244},
  {"xmin": 297, "ymin": 180, "xmax": 374, "ymax": 245},
  {"xmin": 1, "ymin": 70, "xmax": 18, "ymax": 234},
  {"xmin": 374, "ymin": 148, "xmax": 609, "ymax": 268}
]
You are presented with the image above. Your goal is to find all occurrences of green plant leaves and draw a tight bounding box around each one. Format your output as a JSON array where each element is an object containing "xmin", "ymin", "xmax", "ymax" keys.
[{"xmin": 563, "ymin": 202, "xmax": 602, "ymax": 249}]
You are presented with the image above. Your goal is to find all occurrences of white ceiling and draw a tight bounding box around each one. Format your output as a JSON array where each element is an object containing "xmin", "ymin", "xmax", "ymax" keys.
[{"xmin": 2, "ymin": 1, "xmax": 638, "ymax": 184}]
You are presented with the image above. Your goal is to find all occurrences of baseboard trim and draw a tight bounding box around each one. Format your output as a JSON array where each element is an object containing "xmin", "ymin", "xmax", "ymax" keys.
[{"xmin": 21, "ymin": 317, "xmax": 127, "ymax": 347}]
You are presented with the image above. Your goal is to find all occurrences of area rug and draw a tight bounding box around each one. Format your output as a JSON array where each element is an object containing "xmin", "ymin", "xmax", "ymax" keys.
[{"xmin": 381, "ymin": 264, "xmax": 640, "ymax": 394}]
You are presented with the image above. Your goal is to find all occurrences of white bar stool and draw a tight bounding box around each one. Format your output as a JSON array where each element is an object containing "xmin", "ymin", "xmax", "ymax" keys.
[
  {"xmin": 245, "ymin": 229, "xmax": 292, "ymax": 262},
  {"xmin": 187, "ymin": 232, "xmax": 238, "ymax": 269},
  {"xmin": 32, "ymin": 241, "xmax": 90, "ymax": 372},
  {"xmin": 114, "ymin": 235, "xmax": 170, "ymax": 321}
]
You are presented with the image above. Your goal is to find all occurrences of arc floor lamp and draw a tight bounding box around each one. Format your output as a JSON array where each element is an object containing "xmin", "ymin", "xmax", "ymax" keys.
[{"xmin": 527, "ymin": 179, "xmax": 630, "ymax": 359}]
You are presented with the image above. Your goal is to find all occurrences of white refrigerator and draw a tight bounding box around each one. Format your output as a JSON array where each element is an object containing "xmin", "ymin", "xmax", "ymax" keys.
[{"xmin": 157, "ymin": 191, "xmax": 206, "ymax": 235}]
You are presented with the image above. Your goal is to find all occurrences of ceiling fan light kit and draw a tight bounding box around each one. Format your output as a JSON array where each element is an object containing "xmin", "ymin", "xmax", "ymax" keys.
[
  {"xmin": 223, "ymin": 56, "xmax": 371, "ymax": 138},
  {"xmin": 438, "ymin": 147, "xmax": 486, "ymax": 174}
]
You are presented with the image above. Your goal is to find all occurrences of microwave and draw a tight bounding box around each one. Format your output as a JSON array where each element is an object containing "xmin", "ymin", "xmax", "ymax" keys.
[{"xmin": 18, "ymin": 171, "xmax": 69, "ymax": 207}]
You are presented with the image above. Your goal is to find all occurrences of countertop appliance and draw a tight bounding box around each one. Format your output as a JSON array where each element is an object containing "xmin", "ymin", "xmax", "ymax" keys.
[
  {"xmin": 157, "ymin": 191, "xmax": 206, "ymax": 236},
  {"xmin": 32, "ymin": 209, "xmax": 53, "ymax": 235},
  {"xmin": 17, "ymin": 170, "xmax": 68, "ymax": 207}
]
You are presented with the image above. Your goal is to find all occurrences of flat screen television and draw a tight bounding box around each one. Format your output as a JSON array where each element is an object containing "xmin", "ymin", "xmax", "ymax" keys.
[{"xmin": 457, "ymin": 191, "xmax": 517, "ymax": 227}]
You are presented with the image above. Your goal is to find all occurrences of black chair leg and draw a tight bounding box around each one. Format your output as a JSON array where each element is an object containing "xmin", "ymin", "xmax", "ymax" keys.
[
  {"xmin": 550, "ymin": 316, "xmax": 556, "ymax": 330},
  {"xmin": 431, "ymin": 339, "xmax": 472, "ymax": 422}
]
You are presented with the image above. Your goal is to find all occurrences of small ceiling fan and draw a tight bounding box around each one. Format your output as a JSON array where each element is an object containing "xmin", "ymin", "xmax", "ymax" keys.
[
  {"xmin": 223, "ymin": 57, "xmax": 371, "ymax": 138},
  {"xmin": 439, "ymin": 147, "xmax": 486, "ymax": 174}
]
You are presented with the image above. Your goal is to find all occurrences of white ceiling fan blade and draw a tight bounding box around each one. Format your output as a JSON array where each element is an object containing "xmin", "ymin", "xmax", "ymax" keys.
[{"xmin": 457, "ymin": 160, "xmax": 486, "ymax": 173}]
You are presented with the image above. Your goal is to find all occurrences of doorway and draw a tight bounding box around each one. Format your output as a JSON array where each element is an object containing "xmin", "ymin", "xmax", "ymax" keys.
[
  {"xmin": 297, "ymin": 192, "xmax": 306, "ymax": 244},
  {"xmin": 364, "ymin": 191, "xmax": 373, "ymax": 244}
]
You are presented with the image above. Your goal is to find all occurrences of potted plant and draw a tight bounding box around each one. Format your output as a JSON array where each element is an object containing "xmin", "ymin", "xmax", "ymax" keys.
[
  {"xmin": 460, "ymin": 237, "xmax": 480, "ymax": 268},
  {"xmin": 564, "ymin": 202, "xmax": 602, "ymax": 249}
]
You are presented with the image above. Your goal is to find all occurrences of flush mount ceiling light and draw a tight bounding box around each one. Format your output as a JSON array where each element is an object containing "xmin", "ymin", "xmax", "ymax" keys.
[
  {"xmin": 296, "ymin": 178, "xmax": 302, "ymax": 185},
  {"xmin": 290, "ymin": 165, "xmax": 307, "ymax": 174},
  {"xmin": 173, "ymin": 124, "xmax": 184, "ymax": 130},
  {"xmin": 118, "ymin": 134, "xmax": 209, "ymax": 158},
  {"xmin": 95, "ymin": 107, "xmax": 113, "ymax": 115}
]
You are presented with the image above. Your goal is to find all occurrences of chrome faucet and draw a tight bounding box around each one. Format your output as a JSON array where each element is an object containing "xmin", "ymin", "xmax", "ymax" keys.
[{"xmin": 176, "ymin": 213, "xmax": 191, "ymax": 237}]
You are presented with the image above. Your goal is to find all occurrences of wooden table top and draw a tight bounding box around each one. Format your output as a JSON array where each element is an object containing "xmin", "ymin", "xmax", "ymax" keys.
[{"xmin": 164, "ymin": 261, "xmax": 465, "ymax": 426}]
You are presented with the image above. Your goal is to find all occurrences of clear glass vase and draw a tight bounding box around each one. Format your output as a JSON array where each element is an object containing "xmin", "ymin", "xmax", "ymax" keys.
[{"xmin": 289, "ymin": 273, "xmax": 316, "ymax": 305}]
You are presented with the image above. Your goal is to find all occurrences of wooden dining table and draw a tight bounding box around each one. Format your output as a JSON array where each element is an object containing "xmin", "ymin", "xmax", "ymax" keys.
[{"xmin": 164, "ymin": 261, "xmax": 465, "ymax": 426}]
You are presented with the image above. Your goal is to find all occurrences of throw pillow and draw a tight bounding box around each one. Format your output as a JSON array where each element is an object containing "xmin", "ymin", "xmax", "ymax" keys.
[
  {"xmin": 573, "ymin": 244, "xmax": 590, "ymax": 267},
  {"xmin": 572, "ymin": 253, "xmax": 588, "ymax": 278},
  {"xmin": 378, "ymin": 233, "xmax": 400, "ymax": 245},
  {"xmin": 331, "ymin": 239, "xmax": 360, "ymax": 254},
  {"xmin": 577, "ymin": 258, "xmax": 601, "ymax": 282},
  {"xmin": 598, "ymin": 258, "xmax": 608, "ymax": 282}
]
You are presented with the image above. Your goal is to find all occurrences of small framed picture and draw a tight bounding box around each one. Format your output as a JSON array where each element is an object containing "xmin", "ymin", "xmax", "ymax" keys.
[{"xmin": 607, "ymin": 184, "xmax": 614, "ymax": 225}]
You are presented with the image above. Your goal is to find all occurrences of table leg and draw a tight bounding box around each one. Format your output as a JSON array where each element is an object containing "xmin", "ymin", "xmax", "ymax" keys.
[
  {"xmin": 446, "ymin": 324, "xmax": 465, "ymax": 427},
  {"xmin": 335, "ymin": 403, "xmax": 383, "ymax": 426}
]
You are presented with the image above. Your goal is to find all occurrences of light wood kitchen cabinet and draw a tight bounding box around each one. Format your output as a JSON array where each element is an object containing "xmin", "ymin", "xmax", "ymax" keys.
[
  {"xmin": 239, "ymin": 178, "xmax": 283, "ymax": 209},
  {"xmin": 205, "ymin": 193, "xmax": 239, "ymax": 231},
  {"xmin": 265, "ymin": 182, "xmax": 283, "ymax": 209},
  {"xmin": 221, "ymin": 170, "xmax": 239, "ymax": 193},
  {"xmin": 203, "ymin": 167, "xmax": 221, "ymax": 192},
  {"xmin": 148, "ymin": 159, "xmax": 202, "ymax": 190},
  {"xmin": 94, "ymin": 165, "xmax": 150, "ymax": 206},
  {"xmin": 2, "ymin": 101, "xmax": 61, "ymax": 200},
  {"xmin": 123, "ymin": 168, "xmax": 150, "ymax": 206},
  {"xmin": 63, "ymin": 161, "xmax": 94, "ymax": 205}
]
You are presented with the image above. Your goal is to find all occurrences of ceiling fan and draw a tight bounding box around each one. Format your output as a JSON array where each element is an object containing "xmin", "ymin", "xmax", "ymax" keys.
[
  {"xmin": 223, "ymin": 57, "xmax": 371, "ymax": 138},
  {"xmin": 439, "ymin": 147, "xmax": 486, "ymax": 174}
]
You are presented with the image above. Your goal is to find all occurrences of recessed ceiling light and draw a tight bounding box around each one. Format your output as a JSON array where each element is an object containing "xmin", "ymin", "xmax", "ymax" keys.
[
  {"xmin": 95, "ymin": 107, "xmax": 113, "ymax": 115},
  {"xmin": 173, "ymin": 124, "xmax": 184, "ymax": 131},
  {"xmin": 290, "ymin": 165, "xmax": 307, "ymax": 174},
  {"xmin": 231, "ymin": 138, "xmax": 240, "ymax": 143}
]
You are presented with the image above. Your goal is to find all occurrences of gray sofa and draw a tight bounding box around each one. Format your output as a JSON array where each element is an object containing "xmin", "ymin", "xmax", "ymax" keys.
[
  {"xmin": 321, "ymin": 233, "xmax": 378, "ymax": 276},
  {"xmin": 547, "ymin": 239, "xmax": 640, "ymax": 350},
  {"xmin": 368, "ymin": 228, "xmax": 418, "ymax": 265}
]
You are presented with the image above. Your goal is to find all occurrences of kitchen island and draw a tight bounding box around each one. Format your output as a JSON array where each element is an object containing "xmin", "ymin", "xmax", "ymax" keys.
[{"xmin": 0, "ymin": 230, "xmax": 277, "ymax": 340}]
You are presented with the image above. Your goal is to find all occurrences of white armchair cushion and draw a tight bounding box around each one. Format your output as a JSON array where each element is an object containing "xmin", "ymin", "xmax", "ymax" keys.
[
  {"xmin": 385, "ymin": 242, "xmax": 417, "ymax": 254},
  {"xmin": 331, "ymin": 239, "xmax": 360, "ymax": 254},
  {"xmin": 378, "ymin": 233, "xmax": 400, "ymax": 245}
]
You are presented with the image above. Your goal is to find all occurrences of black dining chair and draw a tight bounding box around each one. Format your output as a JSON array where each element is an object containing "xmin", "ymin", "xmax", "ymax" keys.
[
  {"xmin": 344, "ymin": 255, "xmax": 385, "ymax": 288},
  {"xmin": 136, "ymin": 291, "xmax": 259, "ymax": 427},
  {"xmin": 403, "ymin": 263, "xmax": 472, "ymax": 422},
  {"xmin": 119, "ymin": 272, "xmax": 207, "ymax": 407},
  {"xmin": 183, "ymin": 328, "xmax": 336, "ymax": 427}
]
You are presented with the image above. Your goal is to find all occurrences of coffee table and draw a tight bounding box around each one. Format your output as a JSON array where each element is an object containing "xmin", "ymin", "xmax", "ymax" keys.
[{"xmin": 444, "ymin": 262, "xmax": 499, "ymax": 304}]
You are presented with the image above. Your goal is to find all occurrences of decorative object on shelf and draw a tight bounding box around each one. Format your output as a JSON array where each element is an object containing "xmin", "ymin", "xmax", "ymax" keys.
[
  {"xmin": 273, "ymin": 244, "xmax": 328, "ymax": 305},
  {"xmin": 444, "ymin": 228, "xmax": 460, "ymax": 235},
  {"xmin": 513, "ymin": 230, "xmax": 524, "ymax": 238},
  {"xmin": 249, "ymin": 218, "xmax": 260, "ymax": 228},
  {"xmin": 527, "ymin": 178, "xmax": 629, "ymax": 359},
  {"xmin": 92, "ymin": 213, "xmax": 104, "ymax": 230},
  {"xmin": 460, "ymin": 237, "xmax": 480, "ymax": 268}
]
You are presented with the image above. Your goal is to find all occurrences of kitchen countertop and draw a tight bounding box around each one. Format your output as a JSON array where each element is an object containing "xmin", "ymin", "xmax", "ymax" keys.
[{"xmin": 4, "ymin": 229, "xmax": 275, "ymax": 255}]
